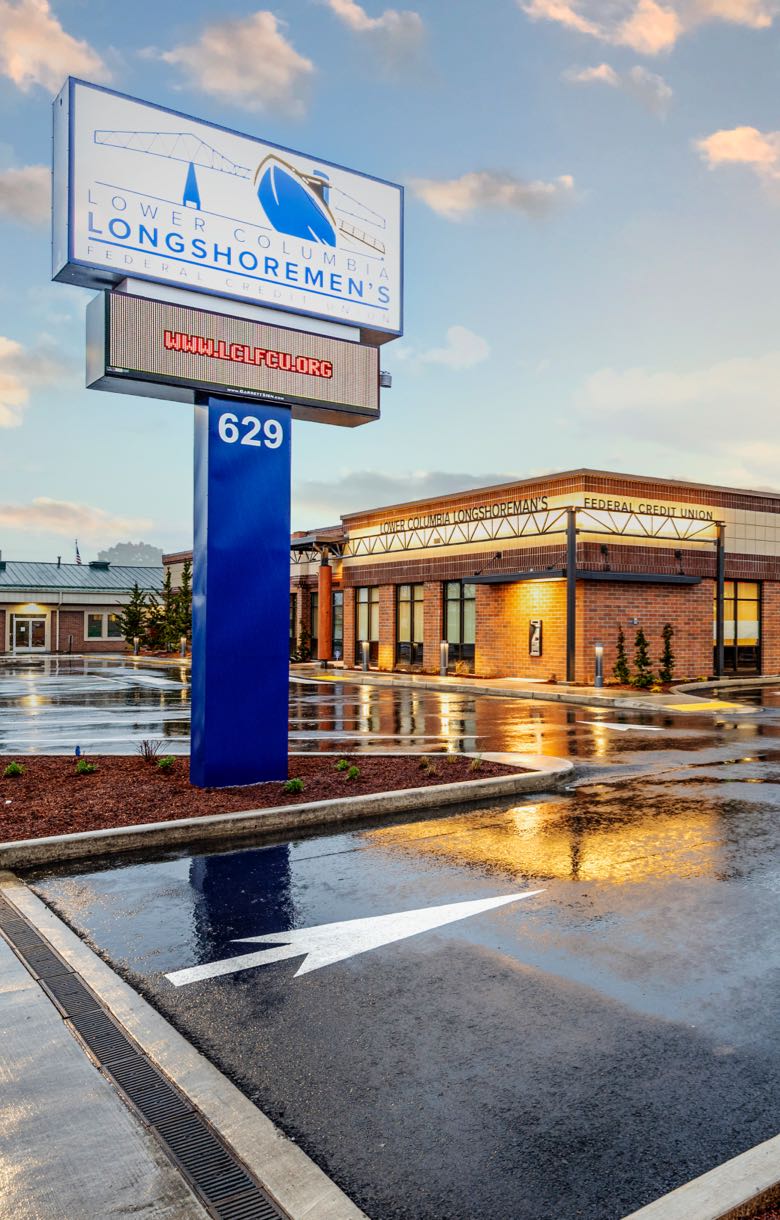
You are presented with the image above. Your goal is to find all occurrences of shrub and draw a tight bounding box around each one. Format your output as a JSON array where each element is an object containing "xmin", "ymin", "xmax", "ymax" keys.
[
  {"xmin": 157, "ymin": 756, "xmax": 175, "ymax": 771},
  {"xmin": 631, "ymin": 628, "xmax": 655, "ymax": 689},
  {"xmin": 75, "ymin": 759, "xmax": 96, "ymax": 775},
  {"xmin": 445, "ymin": 752, "xmax": 460, "ymax": 765},
  {"xmin": 659, "ymin": 623, "xmax": 675, "ymax": 684},
  {"xmin": 469, "ymin": 755, "xmax": 483, "ymax": 772},
  {"xmin": 453, "ymin": 660, "xmax": 471, "ymax": 676},
  {"xmin": 419, "ymin": 755, "xmax": 439, "ymax": 775},
  {"xmin": 283, "ymin": 777, "xmax": 304, "ymax": 793},
  {"xmin": 137, "ymin": 739, "xmax": 163, "ymax": 763},
  {"xmin": 613, "ymin": 626, "xmax": 630, "ymax": 685},
  {"xmin": 335, "ymin": 758, "xmax": 350, "ymax": 772},
  {"xmin": 3, "ymin": 761, "xmax": 24, "ymax": 778},
  {"xmin": 346, "ymin": 765, "xmax": 360, "ymax": 780}
]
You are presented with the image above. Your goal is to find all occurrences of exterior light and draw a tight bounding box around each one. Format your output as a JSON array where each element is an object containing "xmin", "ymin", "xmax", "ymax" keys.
[
  {"xmin": 180, "ymin": 635, "xmax": 187, "ymax": 658},
  {"xmin": 361, "ymin": 639, "xmax": 370, "ymax": 671},
  {"xmin": 379, "ymin": 370, "xmax": 392, "ymax": 389},
  {"xmin": 594, "ymin": 642, "xmax": 604, "ymax": 688},
  {"xmin": 440, "ymin": 640, "xmax": 449, "ymax": 677},
  {"xmin": 133, "ymin": 635, "xmax": 140, "ymax": 656}
]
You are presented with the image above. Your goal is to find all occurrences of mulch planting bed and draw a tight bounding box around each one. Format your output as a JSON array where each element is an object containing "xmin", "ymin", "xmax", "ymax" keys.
[{"xmin": 0, "ymin": 753, "xmax": 523, "ymax": 843}]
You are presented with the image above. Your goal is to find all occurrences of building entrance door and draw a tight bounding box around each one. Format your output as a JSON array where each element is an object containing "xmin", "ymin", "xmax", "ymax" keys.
[{"xmin": 13, "ymin": 616, "xmax": 46, "ymax": 652}]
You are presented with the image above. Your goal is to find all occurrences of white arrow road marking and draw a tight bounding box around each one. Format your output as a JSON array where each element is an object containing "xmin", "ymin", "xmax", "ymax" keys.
[
  {"xmin": 581, "ymin": 721, "xmax": 664, "ymax": 732},
  {"xmin": 165, "ymin": 891, "xmax": 544, "ymax": 987}
]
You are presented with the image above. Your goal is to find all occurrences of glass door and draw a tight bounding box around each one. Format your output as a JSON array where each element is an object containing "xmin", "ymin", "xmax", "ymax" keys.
[{"xmin": 13, "ymin": 616, "xmax": 46, "ymax": 651}]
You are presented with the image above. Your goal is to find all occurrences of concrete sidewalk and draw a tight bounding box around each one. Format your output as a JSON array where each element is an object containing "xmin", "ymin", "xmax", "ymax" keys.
[
  {"xmin": 0, "ymin": 936, "xmax": 206, "ymax": 1220},
  {"xmin": 292, "ymin": 662, "xmax": 765, "ymax": 715}
]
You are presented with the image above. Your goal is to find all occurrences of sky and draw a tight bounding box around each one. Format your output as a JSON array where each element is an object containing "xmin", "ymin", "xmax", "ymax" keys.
[{"xmin": 1, "ymin": 0, "xmax": 779, "ymax": 561}]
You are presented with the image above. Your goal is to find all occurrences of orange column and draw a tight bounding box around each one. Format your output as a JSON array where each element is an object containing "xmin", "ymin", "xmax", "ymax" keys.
[{"xmin": 317, "ymin": 559, "xmax": 333, "ymax": 661}]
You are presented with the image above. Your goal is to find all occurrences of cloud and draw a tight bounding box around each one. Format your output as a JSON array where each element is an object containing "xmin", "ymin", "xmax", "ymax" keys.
[
  {"xmin": 564, "ymin": 62, "xmax": 672, "ymax": 112},
  {"xmin": 519, "ymin": 0, "xmax": 776, "ymax": 53},
  {"xmin": 293, "ymin": 470, "xmax": 519, "ymax": 524},
  {"xmin": 409, "ymin": 170, "xmax": 574, "ymax": 221},
  {"xmin": 323, "ymin": 0, "xmax": 424, "ymax": 66},
  {"xmin": 0, "ymin": 0, "xmax": 109, "ymax": 93},
  {"xmin": 153, "ymin": 11, "xmax": 314, "ymax": 115},
  {"xmin": 396, "ymin": 325, "xmax": 490, "ymax": 370},
  {"xmin": 696, "ymin": 126, "xmax": 780, "ymax": 181},
  {"xmin": 0, "ymin": 164, "xmax": 49, "ymax": 225},
  {"xmin": 0, "ymin": 497, "xmax": 153, "ymax": 540},
  {"xmin": 0, "ymin": 335, "xmax": 74, "ymax": 427},
  {"xmin": 575, "ymin": 350, "xmax": 780, "ymax": 486}
]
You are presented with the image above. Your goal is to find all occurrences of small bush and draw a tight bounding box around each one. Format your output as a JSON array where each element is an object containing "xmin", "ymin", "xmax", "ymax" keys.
[
  {"xmin": 335, "ymin": 758, "xmax": 350, "ymax": 772},
  {"xmin": 283, "ymin": 777, "xmax": 304, "ymax": 794},
  {"xmin": 3, "ymin": 761, "xmax": 24, "ymax": 778},
  {"xmin": 346, "ymin": 765, "xmax": 360, "ymax": 780},
  {"xmin": 445, "ymin": 752, "xmax": 460, "ymax": 765},
  {"xmin": 157, "ymin": 756, "xmax": 175, "ymax": 771},
  {"xmin": 419, "ymin": 755, "xmax": 439, "ymax": 776},
  {"xmin": 453, "ymin": 660, "xmax": 471, "ymax": 676},
  {"xmin": 75, "ymin": 759, "xmax": 96, "ymax": 775},
  {"xmin": 137, "ymin": 739, "xmax": 163, "ymax": 763},
  {"xmin": 469, "ymin": 755, "xmax": 483, "ymax": 772}
]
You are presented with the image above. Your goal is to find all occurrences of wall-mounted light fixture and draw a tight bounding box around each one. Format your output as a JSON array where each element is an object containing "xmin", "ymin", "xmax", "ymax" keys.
[{"xmin": 594, "ymin": 642, "xmax": 604, "ymax": 688}]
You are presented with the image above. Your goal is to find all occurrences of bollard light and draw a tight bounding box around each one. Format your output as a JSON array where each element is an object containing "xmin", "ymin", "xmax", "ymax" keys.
[
  {"xmin": 361, "ymin": 639, "xmax": 370, "ymax": 671},
  {"xmin": 133, "ymin": 635, "xmax": 140, "ymax": 656},
  {"xmin": 594, "ymin": 642, "xmax": 604, "ymax": 688},
  {"xmin": 440, "ymin": 640, "xmax": 449, "ymax": 677},
  {"xmin": 180, "ymin": 635, "xmax": 187, "ymax": 658}
]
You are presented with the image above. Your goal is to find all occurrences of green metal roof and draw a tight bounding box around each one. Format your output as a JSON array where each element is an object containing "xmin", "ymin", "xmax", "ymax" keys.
[{"xmin": 0, "ymin": 561, "xmax": 164, "ymax": 594}]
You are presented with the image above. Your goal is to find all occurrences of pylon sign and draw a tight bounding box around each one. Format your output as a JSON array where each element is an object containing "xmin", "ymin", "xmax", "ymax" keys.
[{"xmin": 52, "ymin": 79, "xmax": 402, "ymax": 787}]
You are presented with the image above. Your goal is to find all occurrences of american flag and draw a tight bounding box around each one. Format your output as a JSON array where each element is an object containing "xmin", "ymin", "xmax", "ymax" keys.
[{"xmin": 75, "ymin": 540, "xmax": 82, "ymax": 566}]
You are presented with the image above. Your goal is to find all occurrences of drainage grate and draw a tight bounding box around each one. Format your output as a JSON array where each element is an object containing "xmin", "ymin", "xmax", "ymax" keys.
[
  {"xmin": 40, "ymin": 971, "xmax": 100, "ymax": 1017},
  {"xmin": 0, "ymin": 891, "xmax": 287, "ymax": 1220},
  {"xmin": 157, "ymin": 1112, "xmax": 269, "ymax": 1206},
  {"xmin": 108, "ymin": 1055, "xmax": 191, "ymax": 1126},
  {"xmin": 68, "ymin": 1007, "xmax": 140, "ymax": 1066}
]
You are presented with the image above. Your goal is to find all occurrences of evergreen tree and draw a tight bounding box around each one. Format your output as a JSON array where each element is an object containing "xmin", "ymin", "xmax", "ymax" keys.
[
  {"xmin": 160, "ymin": 566, "xmax": 179, "ymax": 651},
  {"xmin": 175, "ymin": 558, "xmax": 192, "ymax": 645},
  {"xmin": 659, "ymin": 622, "xmax": 675, "ymax": 684},
  {"xmin": 613, "ymin": 625, "xmax": 630, "ymax": 685},
  {"xmin": 116, "ymin": 583, "xmax": 148, "ymax": 649},
  {"xmin": 143, "ymin": 590, "xmax": 163, "ymax": 651},
  {"xmin": 632, "ymin": 627, "xmax": 654, "ymax": 688}
]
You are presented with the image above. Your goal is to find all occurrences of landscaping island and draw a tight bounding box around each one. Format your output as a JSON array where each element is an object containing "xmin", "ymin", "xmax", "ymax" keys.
[{"xmin": 0, "ymin": 753, "xmax": 524, "ymax": 843}]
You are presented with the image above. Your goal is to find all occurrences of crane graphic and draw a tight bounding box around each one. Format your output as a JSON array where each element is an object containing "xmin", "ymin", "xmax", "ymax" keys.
[{"xmin": 94, "ymin": 128, "xmax": 387, "ymax": 253}]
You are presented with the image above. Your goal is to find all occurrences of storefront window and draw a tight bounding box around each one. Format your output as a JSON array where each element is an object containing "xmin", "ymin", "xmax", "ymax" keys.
[
  {"xmin": 333, "ymin": 591, "xmax": 343, "ymax": 660},
  {"xmin": 107, "ymin": 614, "xmax": 123, "ymax": 639},
  {"xmin": 309, "ymin": 591, "xmax": 319, "ymax": 658},
  {"xmin": 396, "ymin": 584, "xmax": 424, "ymax": 665},
  {"xmin": 444, "ymin": 581, "xmax": 476, "ymax": 671},
  {"xmin": 87, "ymin": 614, "xmax": 103, "ymax": 639},
  {"xmin": 356, "ymin": 586, "xmax": 379, "ymax": 664},
  {"xmin": 715, "ymin": 580, "xmax": 761, "ymax": 673}
]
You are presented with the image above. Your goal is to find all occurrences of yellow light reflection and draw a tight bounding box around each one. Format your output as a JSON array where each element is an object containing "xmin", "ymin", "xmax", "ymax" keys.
[{"xmin": 366, "ymin": 799, "xmax": 722, "ymax": 884}]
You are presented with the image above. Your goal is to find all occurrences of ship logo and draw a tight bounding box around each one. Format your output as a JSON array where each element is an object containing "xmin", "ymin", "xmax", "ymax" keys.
[{"xmin": 255, "ymin": 154, "xmax": 338, "ymax": 246}]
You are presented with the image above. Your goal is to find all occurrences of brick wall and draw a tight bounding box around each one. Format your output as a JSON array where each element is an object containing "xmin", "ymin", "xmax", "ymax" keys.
[
  {"xmin": 378, "ymin": 585, "xmax": 395, "ymax": 671},
  {"xmin": 475, "ymin": 580, "xmax": 570, "ymax": 681},
  {"xmin": 343, "ymin": 586, "xmax": 356, "ymax": 669},
  {"xmin": 56, "ymin": 609, "xmax": 129, "ymax": 654},
  {"xmin": 580, "ymin": 581, "xmax": 714, "ymax": 682},
  {"xmin": 422, "ymin": 581, "xmax": 444, "ymax": 673},
  {"xmin": 761, "ymin": 583, "xmax": 780, "ymax": 675}
]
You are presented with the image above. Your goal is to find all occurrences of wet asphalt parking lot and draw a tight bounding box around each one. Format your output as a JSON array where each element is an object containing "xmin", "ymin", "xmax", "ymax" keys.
[{"xmin": 6, "ymin": 658, "xmax": 780, "ymax": 1218}]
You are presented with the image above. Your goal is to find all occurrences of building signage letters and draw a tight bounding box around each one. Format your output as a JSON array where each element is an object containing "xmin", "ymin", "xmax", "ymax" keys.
[
  {"xmin": 53, "ymin": 79, "xmax": 403, "ymax": 336},
  {"xmin": 582, "ymin": 496, "xmax": 714, "ymax": 521},
  {"xmin": 379, "ymin": 496, "xmax": 550, "ymax": 535}
]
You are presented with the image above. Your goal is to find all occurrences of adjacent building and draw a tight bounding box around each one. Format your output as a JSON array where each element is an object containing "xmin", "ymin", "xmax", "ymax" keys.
[{"xmin": 0, "ymin": 560, "xmax": 163, "ymax": 654}]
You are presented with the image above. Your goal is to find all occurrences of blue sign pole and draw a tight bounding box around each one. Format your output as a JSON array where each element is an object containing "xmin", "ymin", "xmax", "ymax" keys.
[{"xmin": 190, "ymin": 397, "xmax": 291, "ymax": 788}]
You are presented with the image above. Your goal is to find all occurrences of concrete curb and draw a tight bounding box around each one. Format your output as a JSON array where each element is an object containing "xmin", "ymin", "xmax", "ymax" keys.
[
  {"xmin": 0, "ymin": 872, "xmax": 367, "ymax": 1220},
  {"xmin": 0, "ymin": 754, "xmax": 572, "ymax": 868},
  {"xmin": 296, "ymin": 666, "xmax": 761, "ymax": 715},
  {"xmin": 622, "ymin": 1131, "xmax": 780, "ymax": 1220}
]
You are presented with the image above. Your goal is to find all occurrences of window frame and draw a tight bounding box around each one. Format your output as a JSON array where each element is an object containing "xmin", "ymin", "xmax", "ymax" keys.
[
  {"xmin": 84, "ymin": 611, "xmax": 123, "ymax": 641},
  {"xmin": 396, "ymin": 583, "xmax": 424, "ymax": 666},
  {"xmin": 443, "ymin": 581, "xmax": 476, "ymax": 671}
]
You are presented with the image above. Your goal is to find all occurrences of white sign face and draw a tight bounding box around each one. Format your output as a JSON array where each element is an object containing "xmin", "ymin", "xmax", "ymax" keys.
[{"xmin": 53, "ymin": 79, "xmax": 403, "ymax": 336}]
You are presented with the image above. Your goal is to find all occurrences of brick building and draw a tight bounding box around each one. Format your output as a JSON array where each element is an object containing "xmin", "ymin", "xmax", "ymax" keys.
[
  {"xmin": 285, "ymin": 469, "xmax": 779, "ymax": 683},
  {"xmin": 0, "ymin": 560, "xmax": 163, "ymax": 654}
]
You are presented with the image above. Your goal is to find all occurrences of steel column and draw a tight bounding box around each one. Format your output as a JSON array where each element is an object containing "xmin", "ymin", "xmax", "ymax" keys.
[
  {"xmin": 566, "ymin": 508, "xmax": 577, "ymax": 683},
  {"xmin": 317, "ymin": 555, "xmax": 333, "ymax": 662},
  {"xmin": 715, "ymin": 523, "xmax": 725, "ymax": 677}
]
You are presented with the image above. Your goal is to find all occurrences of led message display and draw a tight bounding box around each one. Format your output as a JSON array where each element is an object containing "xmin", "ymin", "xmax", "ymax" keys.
[
  {"xmin": 86, "ymin": 292, "xmax": 380, "ymax": 425},
  {"xmin": 53, "ymin": 79, "xmax": 403, "ymax": 338}
]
